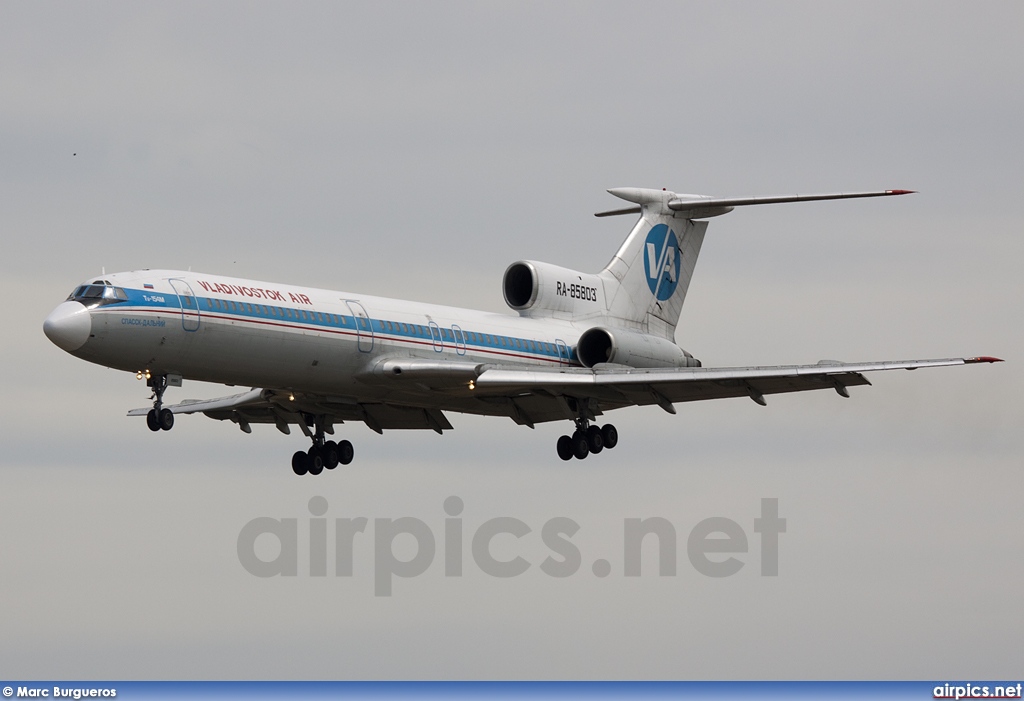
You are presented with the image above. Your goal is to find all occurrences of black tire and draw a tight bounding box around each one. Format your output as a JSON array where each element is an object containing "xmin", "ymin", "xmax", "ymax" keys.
[
  {"xmin": 572, "ymin": 430, "xmax": 589, "ymax": 460},
  {"xmin": 146, "ymin": 409, "xmax": 161, "ymax": 432},
  {"xmin": 338, "ymin": 440, "xmax": 354, "ymax": 465},
  {"xmin": 586, "ymin": 425, "xmax": 604, "ymax": 454},
  {"xmin": 323, "ymin": 441, "xmax": 340, "ymax": 469},
  {"xmin": 601, "ymin": 423, "xmax": 618, "ymax": 449},
  {"xmin": 307, "ymin": 447, "xmax": 324, "ymax": 475},
  {"xmin": 556, "ymin": 435, "xmax": 574, "ymax": 461},
  {"xmin": 291, "ymin": 451, "xmax": 309, "ymax": 476},
  {"xmin": 158, "ymin": 408, "xmax": 174, "ymax": 431}
]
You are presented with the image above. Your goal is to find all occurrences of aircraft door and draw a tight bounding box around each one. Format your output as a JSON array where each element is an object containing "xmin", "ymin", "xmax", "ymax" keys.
[
  {"xmin": 428, "ymin": 321, "xmax": 443, "ymax": 352},
  {"xmin": 452, "ymin": 324, "xmax": 467, "ymax": 356},
  {"xmin": 169, "ymin": 279, "xmax": 201, "ymax": 332},
  {"xmin": 345, "ymin": 301, "xmax": 374, "ymax": 352},
  {"xmin": 555, "ymin": 339, "xmax": 571, "ymax": 366}
]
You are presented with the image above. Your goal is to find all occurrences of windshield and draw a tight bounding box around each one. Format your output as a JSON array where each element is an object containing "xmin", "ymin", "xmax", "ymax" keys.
[{"xmin": 68, "ymin": 282, "xmax": 128, "ymax": 306}]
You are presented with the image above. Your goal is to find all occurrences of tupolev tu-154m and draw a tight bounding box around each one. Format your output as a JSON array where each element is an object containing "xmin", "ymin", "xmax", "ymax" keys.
[{"xmin": 43, "ymin": 187, "xmax": 1001, "ymax": 475}]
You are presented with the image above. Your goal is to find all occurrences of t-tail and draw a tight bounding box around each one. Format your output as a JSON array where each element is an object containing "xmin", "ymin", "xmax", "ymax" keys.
[
  {"xmin": 594, "ymin": 186, "xmax": 915, "ymax": 339},
  {"xmin": 501, "ymin": 186, "xmax": 913, "ymax": 366}
]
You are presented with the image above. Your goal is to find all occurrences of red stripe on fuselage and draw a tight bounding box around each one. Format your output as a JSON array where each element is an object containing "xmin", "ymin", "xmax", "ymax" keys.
[{"xmin": 99, "ymin": 307, "xmax": 569, "ymax": 365}]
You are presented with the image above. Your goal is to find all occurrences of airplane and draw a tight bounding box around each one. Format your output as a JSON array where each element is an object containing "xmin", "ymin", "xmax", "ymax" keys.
[{"xmin": 42, "ymin": 186, "xmax": 1001, "ymax": 475}]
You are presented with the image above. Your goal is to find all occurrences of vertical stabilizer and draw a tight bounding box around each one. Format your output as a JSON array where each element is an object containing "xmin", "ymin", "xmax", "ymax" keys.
[{"xmin": 598, "ymin": 189, "xmax": 708, "ymax": 340}]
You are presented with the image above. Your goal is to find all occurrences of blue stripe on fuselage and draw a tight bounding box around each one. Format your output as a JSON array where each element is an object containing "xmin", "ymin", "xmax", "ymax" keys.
[{"xmin": 107, "ymin": 288, "xmax": 576, "ymax": 363}]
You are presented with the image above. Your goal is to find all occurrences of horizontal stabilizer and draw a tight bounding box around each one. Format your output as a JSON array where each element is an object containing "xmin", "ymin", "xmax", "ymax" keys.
[{"xmin": 596, "ymin": 188, "xmax": 915, "ymax": 218}]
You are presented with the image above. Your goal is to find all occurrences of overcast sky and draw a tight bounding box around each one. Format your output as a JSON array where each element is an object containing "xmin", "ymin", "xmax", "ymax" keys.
[{"xmin": 1, "ymin": 1, "xmax": 1022, "ymax": 680}]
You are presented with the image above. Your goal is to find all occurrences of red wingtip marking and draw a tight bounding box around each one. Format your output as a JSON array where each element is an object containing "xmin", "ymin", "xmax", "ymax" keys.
[
  {"xmin": 965, "ymin": 356, "xmax": 1004, "ymax": 364},
  {"xmin": 886, "ymin": 189, "xmax": 916, "ymax": 195}
]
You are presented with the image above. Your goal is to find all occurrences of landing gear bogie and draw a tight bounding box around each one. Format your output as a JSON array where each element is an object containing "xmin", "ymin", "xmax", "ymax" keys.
[
  {"xmin": 291, "ymin": 415, "xmax": 354, "ymax": 475},
  {"xmin": 556, "ymin": 398, "xmax": 618, "ymax": 460}
]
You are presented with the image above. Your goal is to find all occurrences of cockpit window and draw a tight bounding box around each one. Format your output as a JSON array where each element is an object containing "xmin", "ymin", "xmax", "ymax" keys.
[{"xmin": 68, "ymin": 284, "xmax": 129, "ymax": 306}]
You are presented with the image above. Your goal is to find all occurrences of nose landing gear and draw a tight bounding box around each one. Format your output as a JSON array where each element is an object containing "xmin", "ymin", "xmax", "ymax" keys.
[{"xmin": 144, "ymin": 374, "xmax": 175, "ymax": 432}]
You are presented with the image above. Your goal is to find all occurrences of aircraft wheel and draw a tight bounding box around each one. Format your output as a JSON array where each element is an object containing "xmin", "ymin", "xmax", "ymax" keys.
[
  {"xmin": 323, "ymin": 441, "xmax": 340, "ymax": 470},
  {"xmin": 571, "ymin": 431, "xmax": 590, "ymax": 460},
  {"xmin": 307, "ymin": 447, "xmax": 324, "ymax": 475},
  {"xmin": 586, "ymin": 425, "xmax": 604, "ymax": 454},
  {"xmin": 146, "ymin": 409, "xmax": 161, "ymax": 432},
  {"xmin": 158, "ymin": 408, "xmax": 174, "ymax": 431},
  {"xmin": 601, "ymin": 424, "xmax": 618, "ymax": 450},
  {"xmin": 556, "ymin": 435, "xmax": 574, "ymax": 461},
  {"xmin": 291, "ymin": 451, "xmax": 309, "ymax": 476},
  {"xmin": 338, "ymin": 440, "xmax": 354, "ymax": 465}
]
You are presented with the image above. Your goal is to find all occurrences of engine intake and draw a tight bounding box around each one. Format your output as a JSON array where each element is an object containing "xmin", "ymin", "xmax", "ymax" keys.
[
  {"xmin": 503, "ymin": 260, "xmax": 604, "ymax": 318},
  {"xmin": 576, "ymin": 327, "xmax": 700, "ymax": 369},
  {"xmin": 503, "ymin": 262, "xmax": 538, "ymax": 310}
]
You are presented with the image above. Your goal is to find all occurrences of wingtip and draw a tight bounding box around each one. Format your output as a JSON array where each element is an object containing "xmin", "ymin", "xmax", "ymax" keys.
[
  {"xmin": 886, "ymin": 189, "xmax": 917, "ymax": 195},
  {"xmin": 965, "ymin": 356, "xmax": 1004, "ymax": 364}
]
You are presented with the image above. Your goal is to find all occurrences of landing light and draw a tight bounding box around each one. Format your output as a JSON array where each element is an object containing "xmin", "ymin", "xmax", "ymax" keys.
[
  {"xmin": 289, "ymin": 393, "xmax": 295, "ymax": 401},
  {"xmin": 468, "ymin": 381, "xmax": 475, "ymax": 390}
]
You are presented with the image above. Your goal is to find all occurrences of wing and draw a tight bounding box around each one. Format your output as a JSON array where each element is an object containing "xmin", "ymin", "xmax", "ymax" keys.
[
  {"xmin": 472, "ymin": 356, "xmax": 1002, "ymax": 418},
  {"xmin": 128, "ymin": 385, "xmax": 454, "ymax": 435},
  {"xmin": 129, "ymin": 356, "xmax": 1001, "ymax": 433}
]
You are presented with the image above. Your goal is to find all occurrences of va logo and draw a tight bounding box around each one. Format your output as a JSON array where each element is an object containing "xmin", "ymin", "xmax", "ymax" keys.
[{"xmin": 644, "ymin": 224, "xmax": 682, "ymax": 301}]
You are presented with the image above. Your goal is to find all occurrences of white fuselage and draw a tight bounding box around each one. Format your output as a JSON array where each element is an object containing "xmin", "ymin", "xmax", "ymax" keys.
[{"xmin": 49, "ymin": 270, "xmax": 585, "ymax": 411}]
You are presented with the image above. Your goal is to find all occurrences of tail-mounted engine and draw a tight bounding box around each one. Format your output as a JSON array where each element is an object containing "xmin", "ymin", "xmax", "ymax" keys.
[
  {"xmin": 576, "ymin": 326, "xmax": 701, "ymax": 369},
  {"xmin": 503, "ymin": 261, "xmax": 605, "ymax": 318}
]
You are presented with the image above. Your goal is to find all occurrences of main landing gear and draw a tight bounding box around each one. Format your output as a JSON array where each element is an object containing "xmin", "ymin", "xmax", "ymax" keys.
[
  {"xmin": 556, "ymin": 398, "xmax": 618, "ymax": 461},
  {"xmin": 291, "ymin": 414, "xmax": 354, "ymax": 476},
  {"xmin": 145, "ymin": 374, "xmax": 175, "ymax": 432}
]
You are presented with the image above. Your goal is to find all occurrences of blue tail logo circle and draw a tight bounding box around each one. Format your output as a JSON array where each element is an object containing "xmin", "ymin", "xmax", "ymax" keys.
[{"xmin": 644, "ymin": 224, "xmax": 681, "ymax": 301}]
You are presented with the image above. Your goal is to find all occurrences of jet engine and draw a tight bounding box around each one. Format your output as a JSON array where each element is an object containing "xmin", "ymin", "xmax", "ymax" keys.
[
  {"xmin": 503, "ymin": 261, "xmax": 604, "ymax": 318},
  {"xmin": 576, "ymin": 326, "xmax": 701, "ymax": 369}
]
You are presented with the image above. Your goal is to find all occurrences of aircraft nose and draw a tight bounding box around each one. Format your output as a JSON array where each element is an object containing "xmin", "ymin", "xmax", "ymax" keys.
[{"xmin": 43, "ymin": 301, "xmax": 92, "ymax": 352}]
